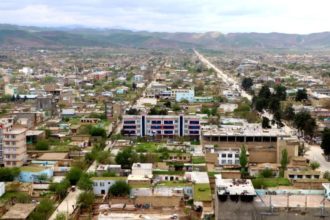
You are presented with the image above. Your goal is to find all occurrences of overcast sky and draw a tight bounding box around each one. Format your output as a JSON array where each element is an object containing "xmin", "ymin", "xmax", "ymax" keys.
[{"xmin": 0, "ymin": 0, "xmax": 329, "ymax": 34}]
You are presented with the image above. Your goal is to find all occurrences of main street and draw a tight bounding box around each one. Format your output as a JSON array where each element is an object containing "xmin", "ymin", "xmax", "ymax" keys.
[{"xmin": 194, "ymin": 49, "xmax": 330, "ymax": 173}]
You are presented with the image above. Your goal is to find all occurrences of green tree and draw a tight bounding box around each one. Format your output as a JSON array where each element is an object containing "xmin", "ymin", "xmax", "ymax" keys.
[
  {"xmin": 295, "ymin": 89, "xmax": 308, "ymax": 101},
  {"xmin": 0, "ymin": 167, "xmax": 20, "ymax": 181},
  {"xmin": 66, "ymin": 167, "xmax": 82, "ymax": 185},
  {"xmin": 280, "ymin": 149, "xmax": 289, "ymax": 177},
  {"xmin": 241, "ymin": 77, "xmax": 253, "ymax": 91},
  {"xmin": 89, "ymin": 126, "xmax": 106, "ymax": 138},
  {"xmin": 258, "ymin": 85, "xmax": 271, "ymax": 99},
  {"xmin": 283, "ymin": 105, "xmax": 295, "ymax": 121},
  {"xmin": 77, "ymin": 191, "xmax": 95, "ymax": 210},
  {"xmin": 274, "ymin": 85, "xmax": 287, "ymax": 101},
  {"xmin": 55, "ymin": 212, "xmax": 66, "ymax": 220},
  {"xmin": 310, "ymin": 161, "xmax": 320, "ymax": 170},
  {"xmin": 49, "ymin": 179, "xmax": 70, "ymax": 200},
  {"xmin": 115, "ymin": 147, "xmax": 138, "ymax": 169},
  {"xmin": 262, "ymin": 117, "xmax": 271, "ymax": 129},
  {"xmin": 239, "ymin": 146, "xmax": 248, "ymax": 177},
  {"xmin": 109, "ymin": 181, "xmax": 131, "ymax": 197},
  {"xmin": 259, "ymin": 168, "xmax": 273, "ymax": 178},
  {"xmin": 294, "ymin": 111, "xmax": 317, "ymax": 137},
  {"xmin": 321, "ymin": 128, "xmax": 330, "ymax": 157},
  {"xmin": 77, "ymin": 174, "xmax": 93, "ymax": 191},
  {"xmin": 35, "ymin": 139, "xmax": 49, "ymax": 151}
]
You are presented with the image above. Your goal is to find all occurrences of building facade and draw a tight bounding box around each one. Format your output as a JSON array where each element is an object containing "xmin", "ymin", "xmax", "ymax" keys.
[
  {"xmin": 122, "ymin": 115, "xmax": 201, "ymax": 137},
  {"xmin": 2, "ymin": 127, "xmax": 27, "ymax": 167}
]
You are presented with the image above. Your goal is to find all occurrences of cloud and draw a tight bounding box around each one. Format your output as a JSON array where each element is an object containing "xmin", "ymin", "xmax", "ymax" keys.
[{"xmin": 0, "ymin": 0, "xmax": 328, "ymax": 33}]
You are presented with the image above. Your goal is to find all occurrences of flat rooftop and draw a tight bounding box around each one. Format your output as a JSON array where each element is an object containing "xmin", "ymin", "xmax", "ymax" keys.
[
  {"xmin": 203, "ymin": 123, "xmax": 288, "ymax": 137},
  {"xmin": 1, "ymin": 203, "xmax": 37, "ymax": 219},
  {"xmin": 216, "ymin": 175, "xmax": 256, "ymax": 196},
  {"xmin": 38, "ymin": 152, "xmax": 68, "ymax": 161}
]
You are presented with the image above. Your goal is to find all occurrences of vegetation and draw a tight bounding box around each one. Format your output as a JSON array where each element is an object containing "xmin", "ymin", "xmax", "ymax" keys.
[
  {"xmin": 241, "ymin": 77, "xmax": 253, "ymax": 91},
  {"xmin": 193, "ymin": 184, "xmax": 212, "ymax": 201},
  {"xmin": 280, "ymin": 149, "xmax": 289, "ymax": 177},
  {"xmin": 293, "ymin": 111, "xmax": 317, "ymax": 137},
  {"xmin": 66, "ymin": 167, "xmax": 83, "ymax": 185},
  {"xmin": 259, "ymin": 168, "xmax": 274, "ymax": 178},
  {"xmin": 77, "ymin": 174, "xmax": 93, "ymax": 191},
  {"xmin": 77, "ymin": 191, "xmax": 95, "ymax": 210},
  {"xmin": 262, "ymin": 117, "xmax": 271, "ymax": 129},
  {"xmin": 310, "ymin": 161, "xmax": 320, "ymax": 170},
  {"xmin": 109, "ymin": 181, "xmax": 131, "ymax": 197},
  {"xmin": 321, "ymin": 128, "xmax": 330, "ymax": 157},
  {"xmin": 0, "ymin": 167, "xmax": 20, "ymax": 181},
  {"xmin": 252, "ymin": 178, "xmax": 291, "ymax": 189},
  {"xmin": 28, "ymin": 198, "xmax": 54, "ymax": 220},
  {"xmin": 295, "ymin": 89, "xmax": 308, "ymax": 101},
  {"xmin": 239, "ymin": 146, "xmax": 248, "ymax": 177},
  {"xmin": 115, "ymin": 147, "xmax": 138, "ymax": 169},
  {"xmin": 35, "ymin": 139, "xmax": 50, "ymax": 151}
]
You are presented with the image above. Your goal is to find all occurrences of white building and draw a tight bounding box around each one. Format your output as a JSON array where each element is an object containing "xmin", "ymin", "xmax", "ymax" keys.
[
  {"xmin": 173, "ymin": 88, "xmax": 195, "ymax": 102},
  {"xmin": 19, "ymin": 67, "xmax": 33, "ymax": 75},
  {"xmin": 131, "ymin": 163, "xmax": 153, "ymax": 178},
  {"xmin": 91, "ymin": 177, "xmax": 127, "ymax": 195},
  {"xmin": 218, "ymin": 149, "xmax": 240, "ymax": 166}
]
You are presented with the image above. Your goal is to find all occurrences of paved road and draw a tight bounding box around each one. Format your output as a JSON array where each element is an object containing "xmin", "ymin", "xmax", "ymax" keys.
[
  {"xmin": 49, "ymin": 189, "xmax": 82, "ymax": 220},
  {"xmin": 305, "ymin": 144, "xmax": 330, "ymax": 173}
]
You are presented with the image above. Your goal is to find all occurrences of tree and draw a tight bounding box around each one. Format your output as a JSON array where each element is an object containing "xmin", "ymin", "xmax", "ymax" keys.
[
  {"xmin": 294, "ymin": 111, "xmax": 317, "ymax": 137},
  {"xmin": 66, "ymin": 167, "xmax": 82, "ymax": 185},
  {"xmin": 77, "ymin": 174, "xmax": 93, "ymax": 191},
  {"xmin": 241, "ymin": 77, "xmax": 253, "ymax": 91},
  {"xmin": 49, "ymin": 179, "xmax": 70, "ymax": 200},
  {"xmin": 295, "ymin": 89, "xmax": 308, "ymax": 101},
  {"xmin": 115, "ymin": 147, "xmax": 138, "ymax": 169},
  {"xmin": 35, "ymin": 140, "xmax": 49, "ymax": 151},
  {"xmin": 239, "ymin": 146, "xmax": 248, "ymax": 177},
  {"xmin": 274, "ymin": 85, "xmax": 287, "ymax": 101},
  {"xmin": 310, "ymin": 161, "xmax": 320, "ymax": 170},
  {"xmin": 55, "ymin": 212, "xmax": 66, "ymax": 220},
  {"xmin": 0, "ymin": 167, "xmax": 20, "ymax": 181},
  {"xmin": 126, "ymin": 108, "xmax": 139, "ymax": 115},
  {"xmin": 323, "ymin": 171, "xmax": 330, "ymax": 180},
  {"xmin": 321, "ymin": 128, "xmax": 330, "ymax": 157},
  {"xmin": 258, "ymin": 85, "xmax": 271, "ymax": 99},
  {"xmin": 268, "ymin": 97, "xmax": 280, "ymax": 113},
  {"xmin": 283, "ymin": 105, "xmax": 295, "ymax": 121},
  {"xmin": 262, "ymin": 117, "xmax": 271, "ymax": 129},
  {"xmin": 259, "ymin": 168, "xmax": 273, "ymax": 178},
  {"xmin": 280, "ymin": 149, "xmax": 289, "ymax": 177},
  {"xmin": 77, "ymin": 191, "xmax": 95, "ymax": 210},
  {"xmin": 109, "ymin": 181, "xmax": 131, "ymax": 197},
  {"xmin": 89, "ymin": 126, "xmax": 106, "ymax": 138}
]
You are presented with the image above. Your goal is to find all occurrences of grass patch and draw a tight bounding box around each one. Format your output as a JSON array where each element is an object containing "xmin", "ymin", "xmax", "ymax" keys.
[
  {"xmin": 20, "ymin": 166, "xmax": 46, "ymax": 172},
  {"xmin": 156, "ymin": 181, "xmax": 192, "ymax": 187},
  {"xmin": 0, "ymin": 191, "xmax": 31, "ymax": 204},
  {"xmin": 135, "ymin": 142, "xmax": 163, "ymax": 153},
  {"xmin": 192, "ymin": 156, "xmax": 206, "ymax": 164},
  {"xmin": 193, "ymin": 184, "xmax": 212, "ymax": 201},
  {"xmin": 51, "ymin": 145, "xmax": 70, "ymax": 152},
  {"xmin": 252, "ymin": 178, "xmax": 291, "ymax": 189},
  {"xmin": 153, "ymin": 170, "xmax": 185, "ymax": 175}
]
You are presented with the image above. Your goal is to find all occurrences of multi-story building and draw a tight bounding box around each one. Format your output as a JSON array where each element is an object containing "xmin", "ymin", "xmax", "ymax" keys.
[
  {"xmin": 2, "ymin": 127, "xmax": 27, "ymax": 167},
  {"xmin": 218, "ymin": 149, "xmax": 240, "ymax": 166},
  {"xmin": 172, "ymin": 88, "xmax": 195, "ymax": 102},
  {"xmin": 0, "ymin": 118, "xmax": 14, "ymax": 165},
  {"xmin": 122, "ymin": 115, "xmax": 201, "ymax": 137}
]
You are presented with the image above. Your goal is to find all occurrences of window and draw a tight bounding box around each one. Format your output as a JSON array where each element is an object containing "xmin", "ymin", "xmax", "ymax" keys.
[
  {"xmin": 305, "ymin": 175, "xmax": 311, "ymax": 179},
  {"xmin": 100, "ymin": 182, "xmax": 105, "ymax": 186},
  {"xmin": 314, "ymin": 175, "xmax": 320, "ymax": 179},
  {"xmin": 289, "ymin": 175, "xmax": 295, "ymax": 179},
  {"xmin": 297, "ymin": 175, "xmax": 303, "ymax": 179},
  {"xmin": 235, "ymin": 154, "xmax": 239, "ymax": 158},
  {"xmin": 164, "ymin": 120, "xmax": 174, "ymax": 124},
  {"xmin": 221, "ymin": 160, "xmax": 226, "ymax": 164},
  {"xmin": 93, "ymin": 182, "xmax": 98, "ymax": 186},
  {"xmin": 221, "ymin": 154, "xmax": 226, "ymax": 158},
  {"xmin": 228, "ymin": 154, "xmax": 233, "ymax": 158}
]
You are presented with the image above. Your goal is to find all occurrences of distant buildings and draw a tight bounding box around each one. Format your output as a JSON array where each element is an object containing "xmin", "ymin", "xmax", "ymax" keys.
[{"xmin": 2, "ymin": 127, "xmax": 27, "ymax": 167}]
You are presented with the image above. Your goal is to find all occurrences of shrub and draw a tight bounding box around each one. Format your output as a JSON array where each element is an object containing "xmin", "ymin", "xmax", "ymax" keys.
[{"xmin": 109, "ymin": 181, "xmax": 131, "ymax": 197}]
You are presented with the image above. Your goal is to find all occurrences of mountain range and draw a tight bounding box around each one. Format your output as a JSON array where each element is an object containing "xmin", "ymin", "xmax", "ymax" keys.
[{"xmin": 0, "ymin": 24, "xmax": 330, "ymax": 50}]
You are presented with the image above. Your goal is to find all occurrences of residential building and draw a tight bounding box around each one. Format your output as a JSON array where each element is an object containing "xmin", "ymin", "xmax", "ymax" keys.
[
  {"xmin": 173, "ymin": 88, "xmax": 195, "ymax": 102},
  {"xmin": 218, "ymin": 149, "xmax": 240, "ymax": 166},
  {"xmin": 122, "ymin": 115, "xmax": 201, "ymax": 137},
  {"xmin": 2, "ymin": 127, "xmax": 27, "ymax": 167},
  {"xmin": 92, "ymin": 177, "xmax": 127, "ymax": 195}
]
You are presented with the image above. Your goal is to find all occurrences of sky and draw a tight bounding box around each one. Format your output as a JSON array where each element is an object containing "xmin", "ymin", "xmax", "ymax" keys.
[{"xmin": 0, "ymin": 0, "xmax": 329, "ymax": 34}]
